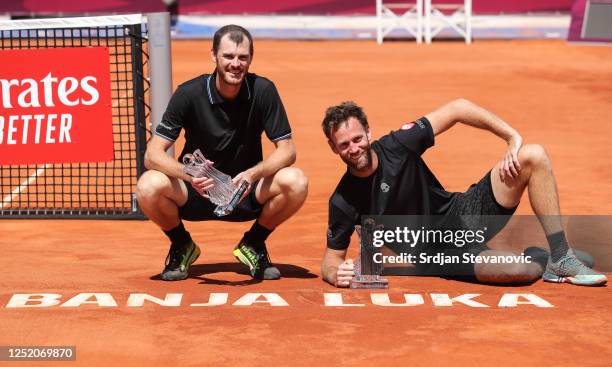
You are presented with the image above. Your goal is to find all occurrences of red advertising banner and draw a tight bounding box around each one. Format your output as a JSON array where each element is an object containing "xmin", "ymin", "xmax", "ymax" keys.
[{"xmin": 0, "ymin": 47, "xmax": 113, "ymax": 165}]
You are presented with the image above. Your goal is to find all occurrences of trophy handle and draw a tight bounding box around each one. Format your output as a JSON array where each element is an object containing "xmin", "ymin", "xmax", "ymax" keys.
[
  {"xmin": 182, "ymin": 153, "xmax": 194, "ymax": 165},
  {"xmin": 192, "ymin": 149, "xmax": 207, "ymax": 165}
]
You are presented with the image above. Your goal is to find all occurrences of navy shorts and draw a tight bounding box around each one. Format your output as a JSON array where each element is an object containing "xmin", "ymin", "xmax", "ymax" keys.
[{"xmin": 178, "ymin": 180, "xmax": 262, "ymax": 222}]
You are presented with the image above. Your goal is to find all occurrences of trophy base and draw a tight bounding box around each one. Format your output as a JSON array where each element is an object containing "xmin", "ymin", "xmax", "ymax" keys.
[
  {"xmin": 350, "ymin": 275, "xmax": 389, "ymax": 289},
  {"xmin": 213, "ymin": 181, "xmax": 249, "ymax": 217},
  {"xmin": 213, "ymin": 205, "xmax": 231, "ymax": 217}
]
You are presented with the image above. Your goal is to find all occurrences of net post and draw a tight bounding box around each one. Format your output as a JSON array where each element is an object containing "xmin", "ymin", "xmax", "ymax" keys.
[
  {"xmin": 129, "ymin": 22, "xmax": 148, "ymax": 218},
  {"xmin": 146, "ymin": 12, "xmax": 174, "ymax": 157}
]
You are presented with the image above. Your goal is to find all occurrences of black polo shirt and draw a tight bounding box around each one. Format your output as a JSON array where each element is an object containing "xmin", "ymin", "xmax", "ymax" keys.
[
  {"xmin": 326, "ymin": 117, "xmax": 457, "ymax": 250},
  {"xmin": 155, "ymin": 71, "xmax": 292, "ymax": 176}
]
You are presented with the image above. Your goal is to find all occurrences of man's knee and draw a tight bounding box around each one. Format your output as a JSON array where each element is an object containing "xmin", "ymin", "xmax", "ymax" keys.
[
  {"xmin": 475, "ymin": 262, "xmax": 542, "ymax": 284},
  {"xmin": 519, "ymin": 144, "xmax": 550, "ymax": 169},
  {"xmin": 136, "ymin": 170, "xmax": 172, "ymax": 204},
  {"xmin": 275, "ymin": 167, "xmax": 309, "ymax": 197}
]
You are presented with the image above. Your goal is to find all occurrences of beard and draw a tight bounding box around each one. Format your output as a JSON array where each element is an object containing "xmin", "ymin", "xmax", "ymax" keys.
[
  {"xmin": 217, "ymin": 65, "xmax": 246, "ymax": 86},
  {"xmin": 343, "ymin": 147, "xmax": 372, "ymax": 172}
]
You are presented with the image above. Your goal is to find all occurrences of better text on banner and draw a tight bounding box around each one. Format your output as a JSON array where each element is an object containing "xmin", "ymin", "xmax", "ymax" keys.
[{"xmin": 0, "ymin": 47, "xmax": 113, "ymax": 165}]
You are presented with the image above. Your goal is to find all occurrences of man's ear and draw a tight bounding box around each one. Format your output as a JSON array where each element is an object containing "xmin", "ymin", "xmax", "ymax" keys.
[
  {"xmin": 327, "ymin": 139, "xmax": 338, "ymax": 154},
  {"xmin": 211, "ymin": 49, "xmax": 217, "ymax": 64},
  {"xmin": 367, "ymin": 129, "xmax": 372, "ymax": 142}
]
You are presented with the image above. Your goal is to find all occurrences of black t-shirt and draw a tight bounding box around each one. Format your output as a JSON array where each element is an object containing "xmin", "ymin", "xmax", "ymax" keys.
[
  {"xmin": 327, "ymin": 117, "xmax": 457, "ymax": 250},
  {"xmin": 155, "ymin": 71, "xmax": 292, "ymax": 176}
]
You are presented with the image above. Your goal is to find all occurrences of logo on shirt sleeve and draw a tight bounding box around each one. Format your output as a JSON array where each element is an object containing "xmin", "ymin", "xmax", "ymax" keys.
[
  {"xmin": 400, "ymin": 122, "xmax": 415, "ymax": 130},
  {"xmin": 327, "ymin": 228, "xmax": 333, "ymax": 239}
]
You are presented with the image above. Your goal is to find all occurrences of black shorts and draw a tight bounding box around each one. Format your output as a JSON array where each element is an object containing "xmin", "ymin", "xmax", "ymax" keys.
[
  {"xmin": 178, "ymin": 180, "xmax": 263, "ymax": 222},
  {"xmin": 451, "ymin": 170, "xmax": 517, "ymax": 218},
  {"xmin": 423, "ymin": 170, "xmax": 518, "ymax": 278}
]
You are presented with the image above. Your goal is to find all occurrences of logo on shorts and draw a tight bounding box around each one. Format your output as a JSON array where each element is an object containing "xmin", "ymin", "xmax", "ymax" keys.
[
  {"xmin": 380, "ymin": 182, "xmax": 390, "ymax": 193},
  {"xmin": 415, "ymin": 119, "xmax": 426, "ymax": 129},
  {"xmin": 327, "ymin": 228, "xmax": 333, "ymax": 239}
]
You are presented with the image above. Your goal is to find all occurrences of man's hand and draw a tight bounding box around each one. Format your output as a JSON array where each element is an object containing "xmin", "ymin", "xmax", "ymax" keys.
[
  {"xmin": 232, "ymin": 168, "xmax": 259, "ymax": 201},
  {"xmin": 499, "ymin": 134, "xmax": 523, "ymax": 182},
  {"xmin": 191, "ymin": 176, "xmax": 215, "ymax": 199},
  {"xmin": 188, "ymin": 159, "xmax": 216, "ymax": 199},
  {"xmin": 336, "ymin": 259, "xmax": 355, "ymax": 288}
]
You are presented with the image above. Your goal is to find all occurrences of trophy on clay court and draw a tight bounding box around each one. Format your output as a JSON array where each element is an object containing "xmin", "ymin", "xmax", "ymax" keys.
[
  {"xmin": 351, "ymin": 217, "xmax": 389, "ymax": 289},
  {"xmin": 182, "ymin": 149, "xmax": 249, "ymax": 217}
]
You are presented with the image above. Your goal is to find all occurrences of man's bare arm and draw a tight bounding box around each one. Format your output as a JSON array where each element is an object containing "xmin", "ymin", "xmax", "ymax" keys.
[
  {"xmin": 321, "ymin": 247, "xmax": 354, "ymax": 287},
  {"xmin": 144, "ymin": 135, "xmax": 191, "ymax": 182},
  {"xmin": 425, "ymin": 98, "xmax": 523, "ymax": 181},
  {"xmin": 426, "ymin": 98, "xmax": 519, "ymax": 140},
  {"xmin": 233, "ymin": 138, "xmax": 296, "ymax": 185}
]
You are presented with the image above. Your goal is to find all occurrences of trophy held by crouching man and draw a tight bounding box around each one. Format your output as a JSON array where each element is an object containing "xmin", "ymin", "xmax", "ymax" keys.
[{"xmin": 183, "ymin": 149, "xmax": 249, "ymax": 217}]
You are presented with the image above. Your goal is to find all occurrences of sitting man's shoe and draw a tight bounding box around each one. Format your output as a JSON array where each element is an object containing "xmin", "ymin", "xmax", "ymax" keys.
[
  {"xmin": 161, "ymin": 240, "xmax": 201, "ymax": 281},
  {"xmin": 542, "ymin": 249, "xmax": 607, "ymax": 286},
  {"xmin": 525, "ymin": 246, "xmax": 594, "ymax": 268},
  {"xmin": 233, "ymin": 240, "xmax": 281, "ymax": 280}
]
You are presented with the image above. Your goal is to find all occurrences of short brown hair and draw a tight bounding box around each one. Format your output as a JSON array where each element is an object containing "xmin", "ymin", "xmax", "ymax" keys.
[
  {"xmin": 212, "ymin": 24, "xmax": 254, "ymax": 56},
  {"xmin": 322, "ymin": 101, "xmax": 369, "ymax": 140}
]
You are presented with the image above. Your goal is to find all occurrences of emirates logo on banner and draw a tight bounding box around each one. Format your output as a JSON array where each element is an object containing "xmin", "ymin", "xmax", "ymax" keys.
[{"xmin": 0, "ymin": 47, "xmax": 113, "ymax": 165}]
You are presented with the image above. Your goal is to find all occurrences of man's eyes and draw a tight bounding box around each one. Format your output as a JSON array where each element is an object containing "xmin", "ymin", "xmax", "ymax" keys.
[
  {"xmin": 223, "ymin": 55, "xmax": 249, "ymax": 61},
  {"xmin": 339, "ymin": 137, "xmax": 361, "ymax": 149}
]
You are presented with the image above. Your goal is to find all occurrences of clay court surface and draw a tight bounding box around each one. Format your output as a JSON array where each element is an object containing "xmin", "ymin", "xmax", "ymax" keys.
[{"xmin": 1, "ymin": 40, "xmax": 611, "ymax": 366}]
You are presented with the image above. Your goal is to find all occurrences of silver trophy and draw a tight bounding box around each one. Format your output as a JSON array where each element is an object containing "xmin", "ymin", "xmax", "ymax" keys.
[
  {"xmin": 182, "ymin": 149, "xmax": 248, "ymax": 217},
  {"xmin": 351, "ymin": 218, "xmax": 389, "ymax": 289}
]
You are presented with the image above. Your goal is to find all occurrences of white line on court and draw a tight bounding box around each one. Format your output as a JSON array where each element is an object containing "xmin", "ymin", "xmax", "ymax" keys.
[{"xmin": 1, "ymin": 164, "xmax": 52, "ymax": 209}]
